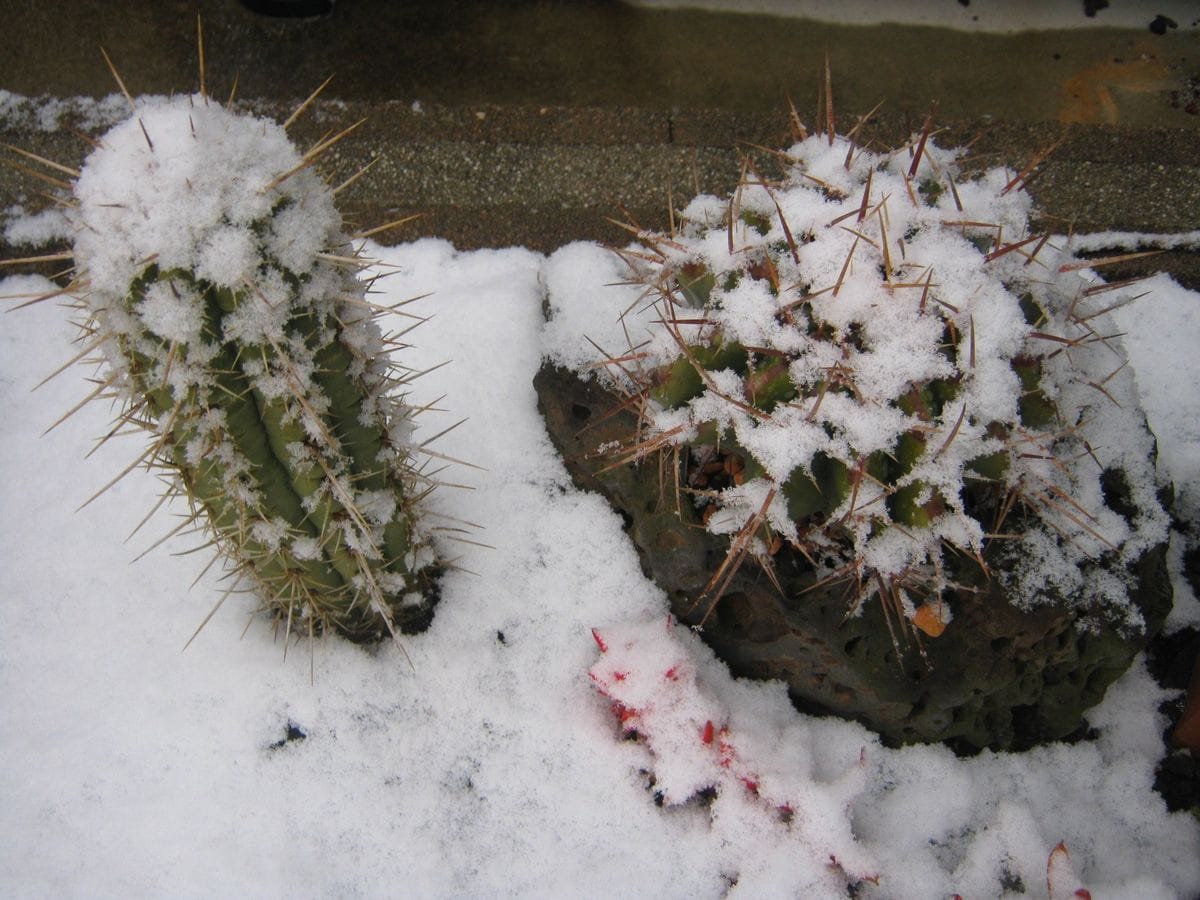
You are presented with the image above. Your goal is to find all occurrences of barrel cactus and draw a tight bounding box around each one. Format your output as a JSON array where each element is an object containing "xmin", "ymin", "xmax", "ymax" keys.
[
  {"xmin": 552, "ymin": 124, "xmax": 1168, "ymax": 662},
  {"xmin": 37, "ymin": 93, "xmax": 442, "ymax": 643}
]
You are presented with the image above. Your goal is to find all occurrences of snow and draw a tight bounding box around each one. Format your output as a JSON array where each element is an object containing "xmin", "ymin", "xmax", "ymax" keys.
[
  {"xmin": 3, "ymin": 235, "xmax": 1199, "ymax": 896},
  {"xmin": 0, "ymin": 89, "xmax": 128, "ymax": 133},
  {"xmin": 1111, "ymin": 272, "xmax": 1200, "ymax": 522},
  {"xmin": 3, "ymin": 104, "xmax": 1200, "ymax": 897},
  {"xmin": 2, "ymin": 204, "xmax": 70, "ymax": 248},
  {"xmin": 72, "ymin": 96, "xmax": 335, "ymax": 301}
]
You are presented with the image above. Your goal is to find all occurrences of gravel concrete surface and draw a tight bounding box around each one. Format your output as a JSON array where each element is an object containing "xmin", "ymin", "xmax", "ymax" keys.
[{"xmin": 2, "ymin": 0, "xmax": 1196, "ymax": 282}]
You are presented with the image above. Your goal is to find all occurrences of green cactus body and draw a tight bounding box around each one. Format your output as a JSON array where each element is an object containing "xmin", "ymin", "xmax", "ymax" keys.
[
  {"xmin": 675, "ymin": 263, "xmax": 715, "ymax": 308},
  {"xmin": 745, "ymin": 360, "xmax": 796, "ymax": 412},
  {"xmin": 67, "ymin": 96, "xmax": 440, "ymax": 642},
  {"xmin": 783, "ymin": 452, "xmax": 850, "ymax": 523},
  {"xmin": 1012, "ymin": 356, "xmax": 1057, "ymax": 429},
  {"xmin": 650, "ymin": 339, "xmax": 748, "ymax": 408},
  {"xmin": 892, "ymin": 430, "xmax": 927, "ymax": 479},
  {"xmin": 965, "ymin": 421, "xmax": 1011, "ymax": 481},
  {"xmin": 966, "ymin": 450, "xmax": 1010, "ymax": 481},
  {"xmin": 739, "ymin": 210, "xmax": 773, "ymax": 236},
  {"xmin": 888, "ymin": 481, "xmax": 945, "ymax": 529}
]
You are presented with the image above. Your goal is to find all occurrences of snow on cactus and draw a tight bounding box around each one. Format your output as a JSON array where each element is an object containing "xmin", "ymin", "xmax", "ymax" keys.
[
  {"xmin": 589, "ymin": 617, "xmax": 877, "ymax": 894},
  {"xmin": 11, "ymin": 87, "xmax": 446, "ymax": 644},
  {"xmin": 546, "ymin": 119, "xmax": 1168, "ymax": 644}
]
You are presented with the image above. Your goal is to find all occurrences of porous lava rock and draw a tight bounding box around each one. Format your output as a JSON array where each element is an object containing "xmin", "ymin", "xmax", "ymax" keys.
[{"xmin": 536, "ymin": 363, "xmax": 1172, "ymax": 752}]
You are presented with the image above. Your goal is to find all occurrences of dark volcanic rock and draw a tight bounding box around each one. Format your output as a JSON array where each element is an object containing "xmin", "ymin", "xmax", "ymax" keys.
[{"xmin": 535, "ymin": 364, "xmax": 1173, "ymax": 752}]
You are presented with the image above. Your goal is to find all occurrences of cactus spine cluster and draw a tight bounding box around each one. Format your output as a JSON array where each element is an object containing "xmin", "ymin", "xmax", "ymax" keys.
[
  {"xmin": 600, "ymin": 122, "xmax": 1166, "ymax": 635},
  {"xmin": 60, "ymin": 94, "xmax": 441, "ymax": 642}
]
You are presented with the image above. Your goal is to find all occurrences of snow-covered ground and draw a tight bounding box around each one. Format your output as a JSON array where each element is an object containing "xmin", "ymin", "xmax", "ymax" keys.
[
  {"xmin": 2, "ymin": 232, "xmax": 1198, "ymax": 896},
  {"xmin": 2, "ymin": 91, "xmax": 1200, "ymax": 896}
]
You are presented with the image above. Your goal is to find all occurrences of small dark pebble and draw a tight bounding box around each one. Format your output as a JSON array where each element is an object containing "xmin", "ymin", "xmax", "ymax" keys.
[
  {"xmin": 496, "ymin": 630, "xmax": 507, "ymax": 645},
  {"xmin": 1149, "ymin": 14, "xmax": 1179, "ymax": 35},
  {"xmin": 269, "ymin": 720, "xmax": 308, "ymax": 749}
]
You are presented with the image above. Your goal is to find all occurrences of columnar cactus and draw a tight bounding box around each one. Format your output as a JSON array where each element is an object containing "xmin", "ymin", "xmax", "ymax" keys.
[
  {"xmin": 55, "ymin": 94, "xmax": 441, "ymax": 642},
  {"xmin": 588, "ymin": 126, "xmax": 1167, "ymax": 643}
]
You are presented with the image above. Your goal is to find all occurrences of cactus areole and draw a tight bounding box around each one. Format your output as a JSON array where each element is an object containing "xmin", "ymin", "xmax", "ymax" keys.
[{"xmin": 71, "ymin": 96, "xmax": 441, "ymax": 642}]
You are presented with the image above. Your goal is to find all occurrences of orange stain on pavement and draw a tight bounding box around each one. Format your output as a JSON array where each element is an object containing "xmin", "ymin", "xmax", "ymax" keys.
[{"xmin": 1059, "ymin": 54, "xmax": 1173, "ymax": 124}]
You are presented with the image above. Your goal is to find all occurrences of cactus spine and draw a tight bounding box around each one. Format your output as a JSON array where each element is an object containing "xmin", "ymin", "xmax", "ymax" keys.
[{"xmin": 60, "ymin": 95, "xmax": 441, "ymax": 642}]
